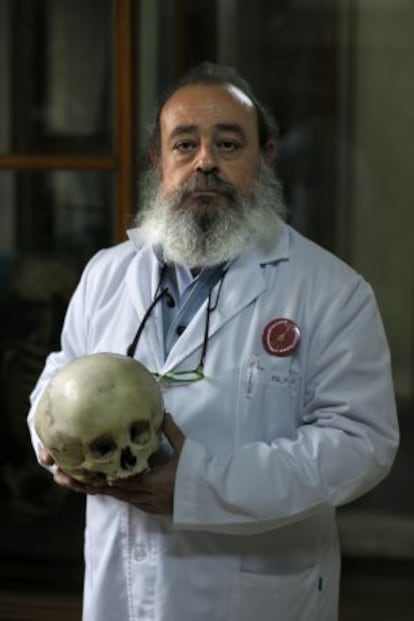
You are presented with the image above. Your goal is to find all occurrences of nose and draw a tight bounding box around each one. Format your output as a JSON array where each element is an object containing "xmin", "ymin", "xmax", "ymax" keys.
[
  {"xmin": 196, "ymin": 141, "xmax": 218, "ymax": 174},
  {"xmin": 120, "ymin": 446, "xmax": 137, "ymax": 470}
]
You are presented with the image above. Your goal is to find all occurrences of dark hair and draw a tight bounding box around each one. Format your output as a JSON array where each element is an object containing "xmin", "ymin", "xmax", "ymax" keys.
[{"xmin": 144, "ymin": 62, "xmax": 278, "ymax": 165}]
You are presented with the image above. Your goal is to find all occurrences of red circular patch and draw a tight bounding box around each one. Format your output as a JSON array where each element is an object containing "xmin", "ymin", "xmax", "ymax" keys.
[{"xmin": 262, "ymin": 318, "xmax": 301, "ymax": 357}]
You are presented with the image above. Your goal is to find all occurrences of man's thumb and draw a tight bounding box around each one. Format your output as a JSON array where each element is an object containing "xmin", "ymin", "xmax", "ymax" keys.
[{"xmin": 162, "ymin": 412, "xmax": 185, "ymax": 454}]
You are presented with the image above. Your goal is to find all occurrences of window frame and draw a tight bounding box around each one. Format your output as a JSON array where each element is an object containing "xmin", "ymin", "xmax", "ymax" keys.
[{"xmin": 0, "ymin": 0, "xmax": 136, "ymax": 243}]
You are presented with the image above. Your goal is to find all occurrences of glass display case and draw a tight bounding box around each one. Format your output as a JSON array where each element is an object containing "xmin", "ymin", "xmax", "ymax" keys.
[
  {"xmin": 0, "ymin": 0, "xmax": 132, "ymax": 596},
  {"xmin": 0, "ymin": 0, "xmax": 113, "ymax": 156}
]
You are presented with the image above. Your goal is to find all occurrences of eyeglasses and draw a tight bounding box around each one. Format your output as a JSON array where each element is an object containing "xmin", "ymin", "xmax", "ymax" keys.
[{"xmin": 126, "ymin": 267, "xmax": 226, "ymax": 385}]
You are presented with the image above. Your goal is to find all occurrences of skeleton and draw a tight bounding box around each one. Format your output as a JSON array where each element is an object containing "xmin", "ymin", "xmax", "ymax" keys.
[
  {"xmin": 34, "ymin": 353, "xmax": 164, "ymax": 483},
  {"xmin": 0, "ymin": 254, "xmax": 78, "ymax": 518}
]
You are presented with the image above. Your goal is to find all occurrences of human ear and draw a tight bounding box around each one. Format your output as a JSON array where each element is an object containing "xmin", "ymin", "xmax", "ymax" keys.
[
  {"xmin": 262, "ymin": 138, "xmax": 277, "ymax": 165},
  {"xmin": 148, "ymin": 146, "xmax": 159, "ymax": 168}
]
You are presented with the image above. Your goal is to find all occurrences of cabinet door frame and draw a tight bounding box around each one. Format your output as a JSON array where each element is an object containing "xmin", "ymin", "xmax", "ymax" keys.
[{"xmin": 0, "ymin": 0, "xmax": 136, "ymax": 243}]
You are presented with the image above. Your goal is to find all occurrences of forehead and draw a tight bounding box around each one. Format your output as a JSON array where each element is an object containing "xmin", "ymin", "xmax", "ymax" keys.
[{"xmin": 160, "ymin": 83, "xmax": 259, "ymax": 137}]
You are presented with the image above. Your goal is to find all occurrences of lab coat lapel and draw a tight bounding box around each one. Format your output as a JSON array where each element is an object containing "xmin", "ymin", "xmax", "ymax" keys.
[
  {"xmin": 124, "ymin": 240, "xmax": 165, "ymax": 370},
  {"xmin": 124, "ymin": 223, "xmax": 290, "ymax": 374},
  {"xmin": 162, "ymin": 248, "xmax": 267, "ymax": 373}
]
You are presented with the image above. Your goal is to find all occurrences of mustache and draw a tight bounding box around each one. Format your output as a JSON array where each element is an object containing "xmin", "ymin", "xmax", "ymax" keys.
[{"xmin": 176, "ymin": 171, "xmax": 237, "ymax": 199}]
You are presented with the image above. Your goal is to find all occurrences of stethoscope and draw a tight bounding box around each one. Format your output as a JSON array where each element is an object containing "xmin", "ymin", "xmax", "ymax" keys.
[{"xmin": 126, "ymin": 263, "xmax": 227, "ymax": 376}]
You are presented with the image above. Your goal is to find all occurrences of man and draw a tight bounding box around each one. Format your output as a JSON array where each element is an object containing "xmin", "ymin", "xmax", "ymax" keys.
[{"xmin": 28, "ymin": 63, "xmax": 398, "ymax": 621}]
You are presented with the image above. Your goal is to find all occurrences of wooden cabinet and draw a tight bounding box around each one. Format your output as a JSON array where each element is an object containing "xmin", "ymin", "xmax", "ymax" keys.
[{"xmin": 0, "ymin": 0, "xmax": 135, "ymax": 593}]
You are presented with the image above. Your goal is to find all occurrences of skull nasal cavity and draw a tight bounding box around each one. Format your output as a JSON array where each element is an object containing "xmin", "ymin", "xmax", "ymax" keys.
[{"xmin": 120, "ymin": 446, "xmax": 137, "ymax": 470}]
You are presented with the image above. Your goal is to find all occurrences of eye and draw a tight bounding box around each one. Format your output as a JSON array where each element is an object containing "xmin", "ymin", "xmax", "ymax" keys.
[
  {"xmin": 89, "ymin": 435, "xmax": 117, "ymax": 460},
  {"xmin": 217, "ymin": 139, "xmax": 242, "ymax": 155},
  {"xmin": 174, "ymin": 140, "xmax": 197, "ymax": 153},
  {"xmin": 219, "ymin": 141, "xmax": 236, "ymax": 151},
  {"xmin": 130, "ymin": 421, "xmax": 151, "ymax": 445}
]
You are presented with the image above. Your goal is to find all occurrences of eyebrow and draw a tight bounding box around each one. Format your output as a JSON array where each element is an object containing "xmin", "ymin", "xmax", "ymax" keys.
[
  {"xmin": 216, "ymin": 123, "xmax": 246, "ymax": 138},
  {"xmin": 169, "ymin": 125, "xmax": 198, "ymax": 139},
  {"xmin": 169, "ymin": 123, "xmax": 246, "ymax": 140}
]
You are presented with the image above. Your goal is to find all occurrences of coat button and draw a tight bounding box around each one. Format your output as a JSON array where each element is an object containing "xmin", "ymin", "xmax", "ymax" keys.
[
  {"xmin": 133, "ymin": 545, "xmax": 147, "ymax": 561},
  {"xmin": 176, "ymin": 324, "xmax": 186, "ymax": 336}
]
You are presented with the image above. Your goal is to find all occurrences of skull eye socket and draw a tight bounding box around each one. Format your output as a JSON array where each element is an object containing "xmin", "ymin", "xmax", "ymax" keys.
[
  {"xmin": 130, "ymin": 421, "xmax": 150, "ymax": 445},
  {"xmin": 89, "ymin": 435, "xmax": 117, "ymax": 460}
]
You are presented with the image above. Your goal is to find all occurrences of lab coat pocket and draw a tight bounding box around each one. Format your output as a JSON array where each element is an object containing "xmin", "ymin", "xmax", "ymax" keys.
[
  {"xmin": 236, "ymin": 355, "xmax": 300, "ymax": 444},
  {"xmin": 228, "ymin": 565, "xmax": 320, "ymax": 621}
]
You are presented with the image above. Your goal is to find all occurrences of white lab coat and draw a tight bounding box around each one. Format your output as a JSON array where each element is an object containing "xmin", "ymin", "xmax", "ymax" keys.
[{"xmin": 28, "ymin": 222, "xmax": 398, "ymax": 621}]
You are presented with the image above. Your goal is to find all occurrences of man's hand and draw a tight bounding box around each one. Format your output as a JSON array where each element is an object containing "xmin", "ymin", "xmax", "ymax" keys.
[
  {"xmin": 90, "ymin": 412, "xmax": 185, "ymax": 514},
  {"xmin": 42, "ymin": 412, "xmax": 186, "ymax": 515},
  {"xmin": 40, "ymin": 447, "xmax": 56, "ymax": 467}
]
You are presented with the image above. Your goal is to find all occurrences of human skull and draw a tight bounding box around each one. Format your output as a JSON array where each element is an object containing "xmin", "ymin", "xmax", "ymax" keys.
[{"xmin": 34, "ymin": 353, "xmax": 164, "ymax": 483}]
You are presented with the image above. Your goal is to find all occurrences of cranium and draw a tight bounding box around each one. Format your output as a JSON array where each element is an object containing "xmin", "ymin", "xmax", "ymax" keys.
[{"xmin": 34, "ymin": 353, "xmax": 164, "ymax": 483}]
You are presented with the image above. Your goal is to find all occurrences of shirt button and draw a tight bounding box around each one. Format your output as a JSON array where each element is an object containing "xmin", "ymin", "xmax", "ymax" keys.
[
  {"xmin": 133, "ymin": 545, "xmax": 147, "ymax": 561},
  {"xmin": 165, "ymin": 294, "xmax": 175, "ymax": 308},
  {"xmin": 176, "ymin": 324, "xmax": 186, "ymax": 336}
]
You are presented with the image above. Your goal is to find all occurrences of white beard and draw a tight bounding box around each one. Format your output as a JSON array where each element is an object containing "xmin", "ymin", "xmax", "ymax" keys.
[{"xmin": 136, "ymin": 160, "xmax": 286, "ymax": 269}]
